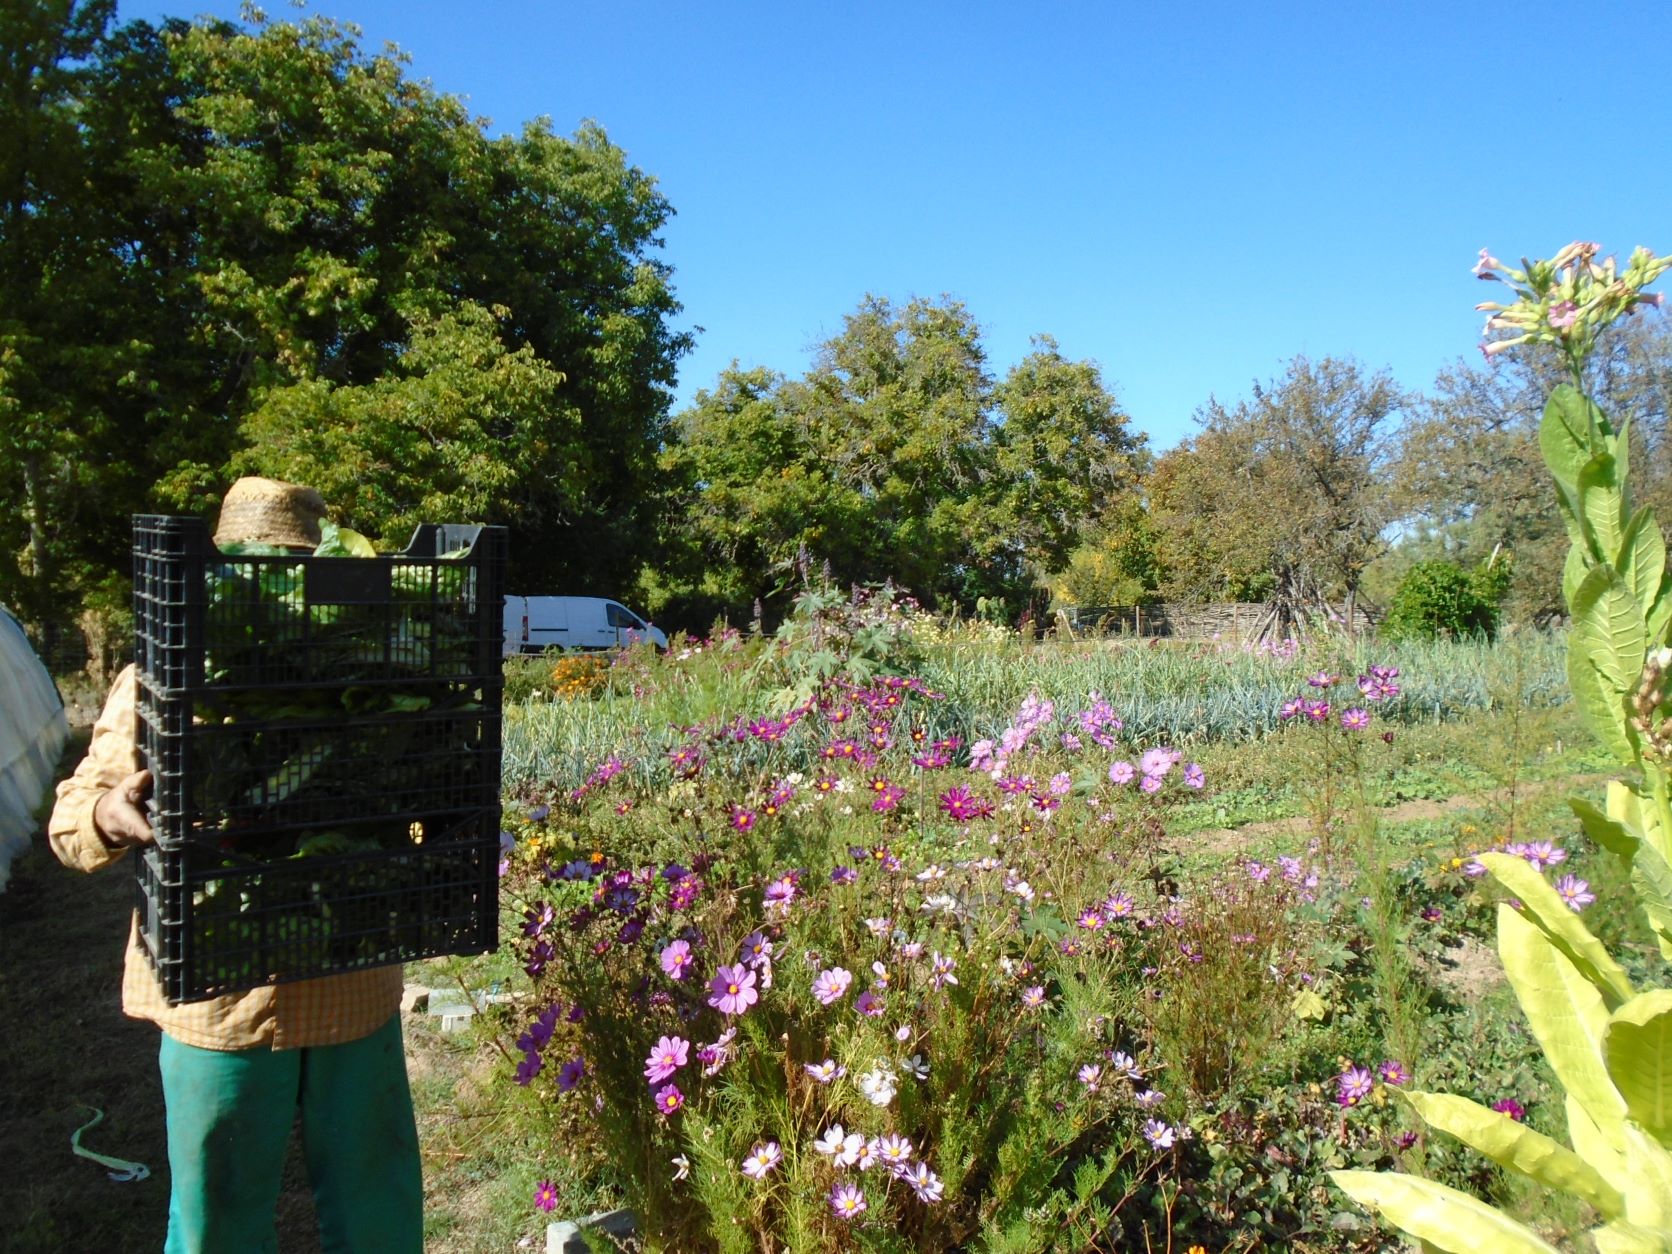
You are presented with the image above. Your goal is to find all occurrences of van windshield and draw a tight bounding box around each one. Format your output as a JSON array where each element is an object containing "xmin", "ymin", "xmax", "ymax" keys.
[{"xmin": 606, "ymin": 603, "xmax": 642, "ymax": 629}]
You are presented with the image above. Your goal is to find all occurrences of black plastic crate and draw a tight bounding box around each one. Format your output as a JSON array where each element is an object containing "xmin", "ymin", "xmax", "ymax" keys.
[
  {"xmin": 128, "ymin": 513, "xmax": 508, "ymax": 1001},
  {"xmin": 133, "ymin": 516, "xmax": 507, "ymax": 695},
  {"xmin": 136, "ymin": 679, "xmax": 501, "ymax": 851},
  {"xmin": 135, "ymin": 811, "xmax": 501, "ymax": 1004}
]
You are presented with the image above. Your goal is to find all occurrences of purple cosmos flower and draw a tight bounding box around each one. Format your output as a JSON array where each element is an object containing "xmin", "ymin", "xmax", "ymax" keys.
[
  {"xmin": 1021, "ymin": 985, "xmax": 1046, "ymax": 1008},
  {"xmin": 855, "ymin": 989, "xmax": 884, "ymax": 1017},
  {"xmin": 805, "ymin": 1058, "xmax": 846, "ymax": 1083},
  {"xmin": 1246, "ymin": 861, "xmax": 1271, "ymax": 883},
  {"xmin": 1102, "ymin": 890, "xmax": 1134, "ymax": 918},
  {"xmin": 1108, "ymin": 1051, "xmax": 1142, "ymax": 1080},
  {"xmin": 697, "ymin": 1028, "xmax": 736, "ymax": 1077},
  {"xmin": 1182, "ymin": 763, "xmax": 1205, "ymax": 789},
  {"xmin": 708, "ymin": 964, "xmax": 759, "ymax": 1015},
  {"xmin": 742, "ymin": 1141, "xmax": 782, "ymax": 1179},
  {"xmin": 930, "ymin": 952, "xmax": 958, "ymax": 989},
  {"xmin": 654, "ymin": 1083, "xmax": 684, "ymax": 1116},
  {"xmin": 644, "ymin": 1036, "xmax": 689, "ymax": 1085},
  {"xmin": 1463, "ymin": 856, "xmax": 1489, "ymax": 878},
  {"xmin": 1078, "ymin": 1063, "xmax": 1103, "ymax": 1091},
  {"xmin": 1049, "ymin": 772, "xmax": 1073, "ymax": 796},
  {"xmin": 534, "ymin": 1179, "xmax": 559, "ymax": 1212},
  {"xmin": 1492, "ymin": 1097, "xmax": 1526, "ymax": 1121},
  {"xmin": 1555, "ymin": 874, "xmax": 1595, "ymax": 912},
  {"xmin": 1421, "ymin": 905, "xmax": 1443, "ymax": 922},
  {"xmin": 1525, "ymin": 840, "xmax": 1567, "ymax": 869},
  {"xmin": 558, "ymin": 1057, "xmax": 585, "ymax": 1091},
  {"xmin": 515, "ymin": 1052, "xmax": 543, "ymax": 1086},
  {"xmin": 1304, "ymin": 699, "xmax": 1331, "ymax": 722},
  {"xmin": 830, "ymin": 1182, "xmax": 867, "ymax": 1220},
  {"xmin": 874, "ymin": 1133, "xmax": 913, "ymax": 1170},
  {"xmin": 1077, "ymin": 908, "xmax": 1104, "ymax": 931},
  {"xmin": 1280, "ymin": 697, "xmax": 1305, "ymax": 720},
  {"xmin": 1135, "ymin": 1089, "xmax": 1165, "ymax": 1110},
  {"xmin": 728, "ymin": 805, "xmax": 757, "ymax": 833},
  {"xmin": 660, "ymin": 939, "xmax": 693, "ymax": 980},
  {"xmin": 872, "ymin": 783, "xmax": 907, "ymax": 813},
  {"xmin": 1307, "ymin": 671, "xmax": 1338, "ymax": 689},
  {"xmin": 1138, "ymin": 773, "xmax": 1163, "ymax": 795},
  {"xmin": 1108, "ymin": 760, "xmax": 1136, "ymax": 785},
  {"xmin": 740, "ymin": 930, "xmax": 774, "ymax": 969},
  {"xmin": 1142, "ymin": 1119, "xmax": 1177, "ymax": 1150},
  {"xmin": 1379, "ymin": 1060, "xmax": 1409, "ymax": 1086},
  {"xmin": 830, "ymin": 865, "xmax": 858, "ymax": 885},
  {"xmin": 1139, "ymin": 747, "xmax": 1176, "ymax": 778},
  {"xmin": 813, "ymin": 967, "xmax": 854, "ymax": 1005},
  {"xmin": 1340, "ymin": 707, "xmax": 1370, "ymax": 731},
  {"xmin": 906, "ymin": 1162, "xmax": 944, "ymax": 1203},
  {"xmin": 1337, "ymin": 1065, "xmax": 1374, "ymax": 1107}
]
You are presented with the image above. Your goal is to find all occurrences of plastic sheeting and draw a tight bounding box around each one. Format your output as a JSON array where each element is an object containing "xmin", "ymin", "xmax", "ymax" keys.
[{"xmin": 1, "ymin": 604, "xmax": 68, "ymax": 893}]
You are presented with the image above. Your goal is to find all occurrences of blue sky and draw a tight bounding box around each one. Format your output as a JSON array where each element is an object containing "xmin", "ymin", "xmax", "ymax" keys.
[{"xmin": 123, "ymin": 0, "xmax": 1672, "ymax": 451}]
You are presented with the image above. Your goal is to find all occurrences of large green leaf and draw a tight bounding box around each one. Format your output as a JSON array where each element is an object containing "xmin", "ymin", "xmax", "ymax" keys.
[
  {"xmin": 1568, "ymin": 563, "xmax": 1647, "ymax": 765},
  {"xmin": 1541, "ymin": 385, "xmax": 1601, "ymax": 497},
  {"xmin": 1604, "ymin": 992, "xmax": 1672, "ymax": 1144},
  {"xmin": 1592, "ymin": 1219, "xmax": 1672, "ymax": 1254},
  {"xmin": 1619, "ymin": 1122, "xmax": 1672, "ymax": 1228},
  {"xmin": 1631, "ymin": 844, "xmax": 1672, "ymax": 962},
  {"xmin": 1497, "ymin": 904, "xmax": 1628, "ymax": 1147},
  {"xmin": 1617, "ymin": 505, "xmax": 1668, "ymax": 622},
  {"xmin": 1564, "ymin": 542, "xmax": 1594, "ymax": 614},
  {"xmin": 1567, "ymin": 1094, "xmax": 1626, "ymax": 1190},
  {"xmin": 1571, "ymin": 795, "xmax": 1642, "ymax": 864},
  {"xmin": 1580, "ymin": 452, "xmax": 1626, "ymax": 565},
  {"xmin": 1399, "ymin": 1090, "xmax": 1622, "ymax": 1218},
  {"xmin": 1329, "ymin": 1171, "xmax": 1560, "ymax": 1253},
  {"xmin": 1481, "ymin": 853, "xmax": 1633, "ymax": 1009}
]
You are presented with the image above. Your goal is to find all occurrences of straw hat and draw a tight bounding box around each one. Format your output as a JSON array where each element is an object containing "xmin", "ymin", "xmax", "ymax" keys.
[{"xmin": 213, "ymin": 477, "xmax": 328, "ymax": 550}]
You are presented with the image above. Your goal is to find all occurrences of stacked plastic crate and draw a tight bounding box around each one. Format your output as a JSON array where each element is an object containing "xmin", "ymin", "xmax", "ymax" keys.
[{"xmin": 130, "ymin": 516, "xmax": 507, "ymax": 1003}]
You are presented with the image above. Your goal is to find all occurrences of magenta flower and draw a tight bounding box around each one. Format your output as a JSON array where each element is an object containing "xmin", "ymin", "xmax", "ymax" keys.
[
  {"xmin": 1138, "ymin": 774, "xmax": 1163, "ymax": 795},
  {"xmin": 1108, "ymin": 760, "xmax": 1135, "ymax": 785},
  {"xmin": 740, "ymin": 930, "xmax": 774, "ymax": 968},
  {"xmin": 930, "ymin": 951, "xmax": 958, "ymax": 989},
  {"xmin": 644, "ymin": 1035, "xmax": 689, "ymax": 1085},
  {"xmin": 813, "ymin": 967, "xmax": 854, "ymax": 1005},
  {"xmin": 1307, "ymin": 671, "xmax": 1338, "ymax": 689},
  {"xmin": 1077, "ymin": 908, "xmax": 1104, "ymax": 931},
  {"xmin": 1524, "ymin": 840, "xmax": 1567, "ymax": 868},
  {"xmin": 1337, "ymin": 1065, "xmax": 1374, "ymax": 1107},
  {"xmin": 1049, "ymin": 772, "xmax": 1073, "ymax": 796},
  {"xmin": 1102, "ymin": 890, "xmax": 1134, "ymax": 917},
  {"xmin": 534, "ymin": 1179, "xmax": 559, "ymax": 1212},
  {"xmin": 708, "ymin": 964, "xmax": 759, "ymax": 1016},
  {"xmin": 1492, "ymin": 1097, "xmax": 1526, "ymax": 1122},
  {"xmin": 697, "ymin": 1028, "xmax": 736, "ymax": 1077},
  {"xmin": 1340, "ymin": 707, "xmax": 1370, "ymax": 731},
  {"xmin": 1304, "ymin": 699, "xmax": 1331, "ymax": 722},
  {"xmin": 1279, "ymin": 697, "xmax": 1305, "ymax": 720},
  {"xmin": 728, "ymin": 804, "xmax": 757, "ymax": 833},
  {"xmin": 855, "ymin": 989, "xmax": 884, "ymax": 1017},
  {"xmin": 830, "ymin": 1182, "xmax": 867, "ymax": 1220},
  {"xmin": 660, "ymin": 939, "xmax": 693, "ymax": 980},
  {"xmin": 1378, "ymin": 1059, "xmax": 1409, "ymax": 1086},
  {"xmin": 872, "ymin": 783, "xmax": 906, "ymax": 813},
  {"xmin": 1555, "ymin": 874, "xmax": 1595, "ymax": 912},
  {"xmin": 1021, "ymin": 985, "xmax": 1046, "ymax": 1008},
  {"xmin": 1139, "ymin": 747, "xmax": 1176, "ymax": 778},
  {"xmin": 741, "ymin": 1141, "xmax": 782, "ymax": 1179},
  {"xmin": 1183, "ymin": 763, "xmax": 1205, "ymax": 789},
  {"xmin": 654, "ymin": 1083, "xmax": 684, "ymax": 1116}
]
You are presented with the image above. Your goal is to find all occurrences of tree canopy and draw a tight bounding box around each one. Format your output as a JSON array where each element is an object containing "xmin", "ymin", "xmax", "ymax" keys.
[{"xmin": 0, "ymin": 2, "xmax": 688, "ymax": 637}]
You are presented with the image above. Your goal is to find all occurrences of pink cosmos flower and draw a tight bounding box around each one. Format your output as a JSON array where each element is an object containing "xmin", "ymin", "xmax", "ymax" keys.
[
  {"xmin": 728, "ymin": 804, "xmax": 757, "ymax": 833},
  {"xmin": 654, "ymin": 1083, "xmax": 684, "ymax": 1115},
  {"xmin": 1340, "ymin": 707, "xmax": 1370, "ymax": 731},
  {"xmin": 874, "ymin": 1133, "xmax": 912, "ymax": 1168},
  {"xmin": 1138, "ymin": 774, "xmax": 1163, "ymax": 795},
  {"xmin": 1555, "ymin": 874, "xmax": 1595, "ymax": 912},
  {"xmin": 813, "ymin": 967, "xmax": 854, "ymax": 1005},
  {"xmin": 741, "ymin": 1141, "xmax": 781, "ymax": 1179},
  {"xmin": 930, "ymin": 952, "xmax": 958, "ymax": 989},
  {"xmin": 906, "ymin": 1162, "xmax": 944, "ymax": 1203},
  {"xmin": 1379, "ymin": 1060, "xmax": 1409, "ymax": 1086},
  {"xmin": 697, "ymin": 1027, "xmax": 736, "ymax": 1077},
  {"xmin": 1078, "ymin": 1063, "xmax": 1102, "ymax": 1090},
  {"xmin": 660, "ymin": 939, "xmax": 693, "ymax": 980},
  {"xmin": 855, "ymin": 989, "xmax": 884, "ymax": 1017},
  {"xmin": 830, "ymin": 1182, "xmax": 867, "ymax": 1220},
  {"xmin": 1183, "ymin": 763, "xmax": 1205, "ymax": 789},
  {"xmin": 644, "ymin": 1035, "xmax": 689, "ymax": 1084},
  {"xmin": 1337, "ymin": 1064, "xmax": 1374, "ymax": 1107},
  {"xmin": 1142, "ymin": 1119, "xmax": 1177, "ymax": 1150},
  {"xmin": 534, "ymin": 1179, "xmax": 559, "ymax": 1212},
  {"xmin": 1108, "ymin": 760, "xmax": 1136, "ymax": 785},
  {"xmin": 708, "ymin": 964, "xmax": 759, "ymax": 1015},
  {"xmin": 1021, "ymin": 985, "xmax": 1046, "ymax": 1008},
  {"xmin": 805, "ymin": 1058, "xmax": 846, "ymax": 1083}
]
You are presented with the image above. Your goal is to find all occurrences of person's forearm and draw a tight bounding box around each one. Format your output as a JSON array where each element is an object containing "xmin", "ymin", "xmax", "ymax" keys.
[{"xmin": 47, "ymin": 666, "xmax": 143, "ymax": 872}]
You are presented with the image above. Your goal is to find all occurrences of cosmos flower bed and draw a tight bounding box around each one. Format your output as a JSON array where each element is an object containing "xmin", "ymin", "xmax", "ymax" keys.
[{"xmin": 492, "ymin": 622, "xmax": 1610, "ymax": 1252}]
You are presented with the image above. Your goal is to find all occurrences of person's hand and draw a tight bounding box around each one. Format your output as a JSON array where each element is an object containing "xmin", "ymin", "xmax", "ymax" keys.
[{"xmin": 93, "ymin": 769, "xmax": 154, "ymax": 848}]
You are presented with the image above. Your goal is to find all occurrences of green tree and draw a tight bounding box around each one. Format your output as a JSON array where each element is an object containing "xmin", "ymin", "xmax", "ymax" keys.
[
  {"xmin": 1, "ymin": 6, "xmax": 690, "ymax": 640},
  {"xmin": 1150, "ymin": 355, "xmax": 1403, "ymax": 621}
]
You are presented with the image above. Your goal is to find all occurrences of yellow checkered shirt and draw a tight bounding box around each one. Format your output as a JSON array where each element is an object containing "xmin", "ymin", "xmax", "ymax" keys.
[{"xmin": 47, "ymin": 665, "xmax": 402, "ymax": 1051}]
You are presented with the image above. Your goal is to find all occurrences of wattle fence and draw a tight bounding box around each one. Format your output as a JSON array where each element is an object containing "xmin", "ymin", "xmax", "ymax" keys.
[{"xmin": 1062, "ymin": 601, "xmax": 1376, "ymax": 642}]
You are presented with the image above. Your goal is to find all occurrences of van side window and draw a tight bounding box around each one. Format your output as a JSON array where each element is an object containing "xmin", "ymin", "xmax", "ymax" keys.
[{"xmin": 606, "ymin": 603, "xmax": 640, "ymax": 629}]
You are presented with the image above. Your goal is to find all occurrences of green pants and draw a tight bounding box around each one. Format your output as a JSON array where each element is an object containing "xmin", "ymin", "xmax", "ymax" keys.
[{"xmin": 158, "ymin": 1015, "xmax": 423, "ymax": 1254}]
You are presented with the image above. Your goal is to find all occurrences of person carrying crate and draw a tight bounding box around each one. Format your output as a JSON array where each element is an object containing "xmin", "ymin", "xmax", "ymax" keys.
[{"xmin": 48, "ymin": 477, "xmax": 424, "ymax": 1254}]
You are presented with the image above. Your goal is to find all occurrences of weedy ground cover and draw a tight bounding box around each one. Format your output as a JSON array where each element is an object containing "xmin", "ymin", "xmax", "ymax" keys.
[{"xmin": 409, "ymin": 608, "xmax": 1623, "ymax": 1252}]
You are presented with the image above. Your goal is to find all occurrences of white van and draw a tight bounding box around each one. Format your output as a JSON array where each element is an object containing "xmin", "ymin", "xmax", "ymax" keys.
[{"xmin": 502, "ymin": 595, "xmax": 668, "ymax": 656}]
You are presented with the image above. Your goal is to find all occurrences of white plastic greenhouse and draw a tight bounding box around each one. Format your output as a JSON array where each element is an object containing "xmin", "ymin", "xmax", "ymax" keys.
[{"xmin": 0, "ymin": 605, "xmax": 68, "ymax": 893}]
